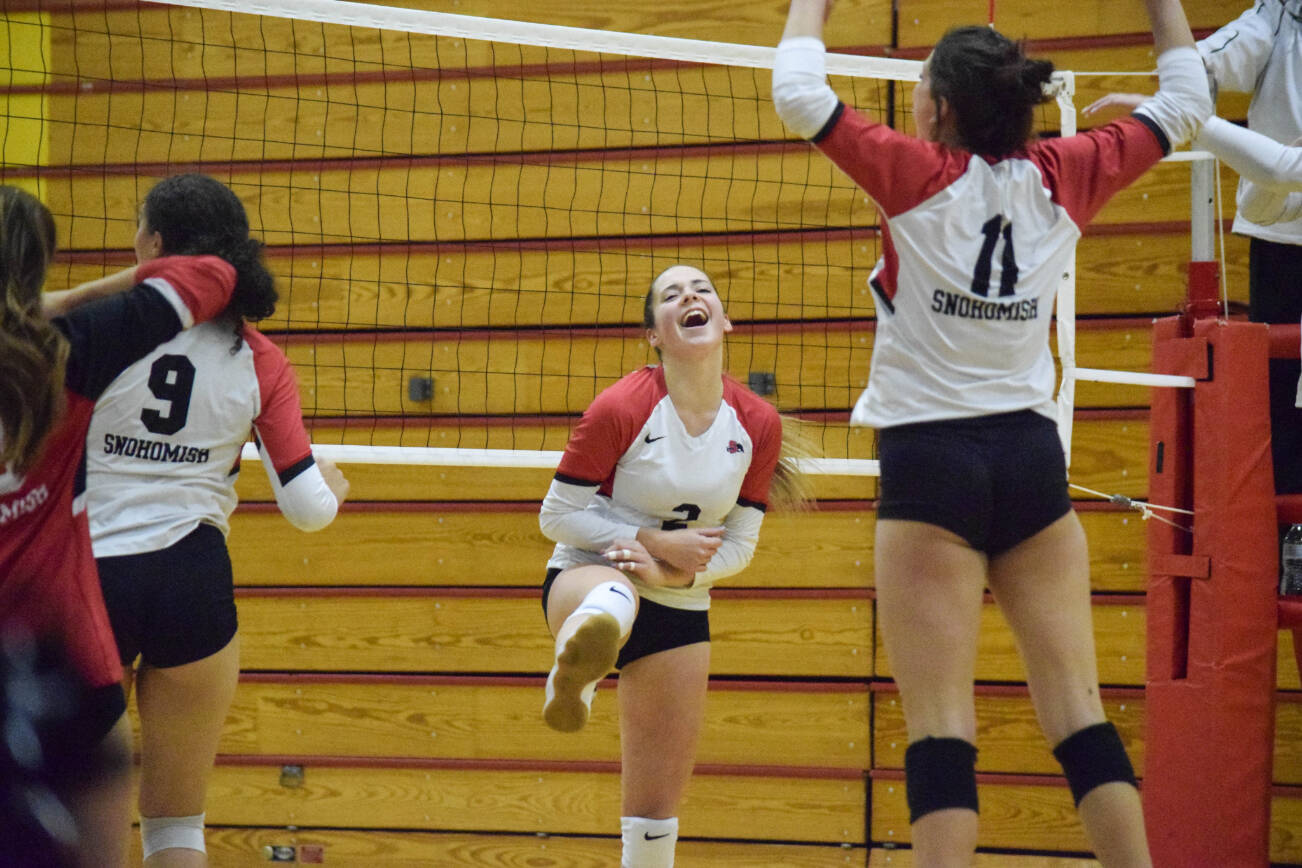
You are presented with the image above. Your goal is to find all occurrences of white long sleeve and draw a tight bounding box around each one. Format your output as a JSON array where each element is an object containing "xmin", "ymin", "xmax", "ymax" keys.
[
  {"xmin": 258, "ymin": 447, "xmax": 338, "ymax": 532},
  {"xmin": 1196, "ymin": 116, "xmax": 1302, "ymax": 190},
  {"xmin": 772, "ymin": 36, "xmax": 840, "ymax": 140},
  {"xmin": 538, "ymin": 477, "xmax": 641, "ymax": 552},
  {"xmin": 690, "ymin": 503, "xmax": 765, "ymax": 590},
  {"xmin": 1133, "ymin": 47, "xmax": 1213, "ymax": 150}
]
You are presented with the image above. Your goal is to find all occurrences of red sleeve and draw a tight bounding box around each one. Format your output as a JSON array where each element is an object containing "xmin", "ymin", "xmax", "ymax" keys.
[
  {"xmin": 1026, "ymin": 117, "xmax": 1166, "ymax": 227},
  {"xmin": 725, "ymin": 379, "xmax": 781, "ymax": 510},
  {"xmin": 555, "ymin": 367, "xmax": 662, "ymax": 487},
  {"xmin": 135, "ymin": 255, "xmax": 237, "ymax": 325},
  {"xmin": 814, "ymin": 103, "xmax": 972, "ymax": 218},
  {"xmin": 246, "ymin": 327, "xmax": 313, "ymax": 481}
]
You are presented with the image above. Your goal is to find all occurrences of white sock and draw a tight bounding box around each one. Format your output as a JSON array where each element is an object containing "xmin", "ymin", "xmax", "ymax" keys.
[
  {"xmin": 140, "ymin": 813, "xmax": 206, "ymax": 859},
  {"xmin": 620, "ymin": 815, "xmax": 677, "ymax": 868},
  {"xmin": 563, "ymin": 580, "xmax": 636, "ymax": 642}
]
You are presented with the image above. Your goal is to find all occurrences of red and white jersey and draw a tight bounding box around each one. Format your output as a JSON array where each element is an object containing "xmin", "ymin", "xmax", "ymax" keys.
[
  {"xmin": 540, "ymin": 366, "xmax": 781, "ymax": 610},
  {"xmin": 0, "ymin": 256, "xmax": 235, "ymax": 688},
  {"xmin": 86, "ymin": 321, "xmax": 328, "ymax": 556},
  {"xmin": 812, "ymin": 106, "xmax": 1166, "ymax": 427}
]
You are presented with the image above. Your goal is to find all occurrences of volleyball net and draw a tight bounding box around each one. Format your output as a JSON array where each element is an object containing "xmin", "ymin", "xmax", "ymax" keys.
[{"xmin": 1, "ymin": 0, "xmax": 1212, "ymax": 476}]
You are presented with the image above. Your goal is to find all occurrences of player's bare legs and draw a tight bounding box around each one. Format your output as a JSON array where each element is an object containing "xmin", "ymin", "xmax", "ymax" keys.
[
  {"xmin": 989, "ymin": 512, "xmax": 1150, "ymax": 867},
  {"xmin": 544, "ymin": 565, "xmax": 638, "ymax": 732},
  {"xmin": 134, "ymin": 635, "xmax": 241, "ymax": 867},
  {"xmin": 875, "ymin": 519, "xmax": 986, "ymax": 867}
]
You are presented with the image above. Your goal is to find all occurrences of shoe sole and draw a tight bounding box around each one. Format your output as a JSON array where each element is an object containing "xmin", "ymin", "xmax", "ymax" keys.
[{"xmin": 543, "ymin": 612, "xmax": 620, "ymax": 732}]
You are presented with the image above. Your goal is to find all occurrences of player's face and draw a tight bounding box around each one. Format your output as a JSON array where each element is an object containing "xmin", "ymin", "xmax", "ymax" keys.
[
  {"xmin": 133, "ymin": 213, "xmax": 162, "ymax": 264},
  {"xmin": 646, "ymin": 266, "xmax": 732, "ymax": 359},
  {"xmin": 912, "ymin": 60, "xmax": 939, "ymax": 142}
]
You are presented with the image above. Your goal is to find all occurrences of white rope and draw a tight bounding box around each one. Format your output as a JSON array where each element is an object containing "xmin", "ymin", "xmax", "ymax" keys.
[
  {"xmin": 1069, "ymin": 482, "xmax": 1193, "ymax": 532},
  {"xmin": 239, "ymin": 442, "xmax": 880, "ymax": 476}
]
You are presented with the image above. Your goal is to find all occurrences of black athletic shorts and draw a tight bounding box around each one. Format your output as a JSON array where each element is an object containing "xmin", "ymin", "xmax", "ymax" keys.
[
  {"xmin": 876, "ymin": 410, "xmax": 1072, "ymax": 555},
  {"xmin": 542, "ymin": 568, "xmax": 710, "ymax": 669},
  {"xmin": 97, "ymin": 522, "xmax": 238, "ymax": 668}
]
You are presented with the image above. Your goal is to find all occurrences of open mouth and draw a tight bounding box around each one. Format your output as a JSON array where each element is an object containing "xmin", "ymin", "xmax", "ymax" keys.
[{"xmin": 680, "ymin": 309, "xmax": 709, "ymax": 328}]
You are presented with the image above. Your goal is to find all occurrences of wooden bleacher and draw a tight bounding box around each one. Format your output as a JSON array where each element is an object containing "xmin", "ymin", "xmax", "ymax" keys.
[{"xmin": 22, "ymin": 0, "xmax": 1301, "ymax": 863}]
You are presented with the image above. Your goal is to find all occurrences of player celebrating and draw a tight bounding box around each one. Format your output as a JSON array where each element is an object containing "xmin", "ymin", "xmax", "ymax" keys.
[
  {"xmin": 537, "ymin": 264, "xmax": 804, "ymax": 868},
  {"xmin": 773, "ymin": 0, "xmax": 1210, "ymax": 865}
]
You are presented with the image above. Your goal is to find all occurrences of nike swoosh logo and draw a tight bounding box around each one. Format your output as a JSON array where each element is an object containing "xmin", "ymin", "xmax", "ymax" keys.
[
  {"xmin": 644, "ymin": 434, "xmax": 665, "ymax": 443},
  {"xmin": 610, "ymin": 588, "xmax": 631, "ymax": 601},
  {"xmin": 644, "ymin": 833, "xmax": 671, "ymax": 840}
]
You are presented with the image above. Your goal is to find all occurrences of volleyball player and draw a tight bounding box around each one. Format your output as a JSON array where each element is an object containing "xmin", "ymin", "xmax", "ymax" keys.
[
  {"xmin": 0, "ymin": 184, "xmax": 238, "ymax": 866},
  {"xmin": 773, "ymin": 0, "xmax": 1209, "ymax": 864},
  {"xmin": 61, "ymin": 174, "xmax": 348, "ymax": 867},
  {"xmin": 538, "ymin": 264, "xmax": 805, "ymax": 868}
]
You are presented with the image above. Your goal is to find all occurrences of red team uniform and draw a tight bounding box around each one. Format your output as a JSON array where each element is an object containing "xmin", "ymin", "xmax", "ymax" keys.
[
  {"xmin": 542, "ymin": 365, "xmax": 781, "ymax": 610},
  {"xmin": 807, "ymin": 105, "xmax": 1168, "ymax": 427},
  {"xmin": 0, "ymin": 256, "xmax": 236, "ymax": 689}
]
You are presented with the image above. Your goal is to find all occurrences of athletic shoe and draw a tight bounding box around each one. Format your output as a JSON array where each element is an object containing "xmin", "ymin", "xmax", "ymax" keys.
[{"xmin": 542, "ymin": 611, "xmax": 620, "ymax": 732}]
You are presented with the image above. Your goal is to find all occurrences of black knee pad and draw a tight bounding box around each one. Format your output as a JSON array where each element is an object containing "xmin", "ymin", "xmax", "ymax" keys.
[
  {"xmin": 1053, "ymin": 721, "xmax": 1137, "ymax": 806},
  {"xmin": 904, "ymin": 737, "xmax": 979, "ymax": 823}
]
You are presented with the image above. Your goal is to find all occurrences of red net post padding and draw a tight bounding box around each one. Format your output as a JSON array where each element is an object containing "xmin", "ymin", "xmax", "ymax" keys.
[{"xmin": 1144, "ymin": 318, "xmax": 1278, "ymax": 867}]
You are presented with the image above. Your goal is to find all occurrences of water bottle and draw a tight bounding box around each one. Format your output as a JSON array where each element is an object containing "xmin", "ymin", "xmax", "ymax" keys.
[{"xmin": 1282, "ymin": 524, "xmax": 1302, "ymax": 595}]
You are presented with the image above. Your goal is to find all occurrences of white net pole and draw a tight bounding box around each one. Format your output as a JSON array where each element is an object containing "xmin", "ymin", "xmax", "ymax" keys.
[{"xmin": 1053, "ymin": 70, "xmax": 1079, "ymax": 466}]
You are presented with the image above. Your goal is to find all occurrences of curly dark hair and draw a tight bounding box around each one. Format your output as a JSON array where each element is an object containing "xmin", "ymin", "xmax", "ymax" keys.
[
  {"xmin": 0, "ymin": 186, "xmax": 66, "ymax": 474},
  {"xmin": 141, "ymin": 174, "xmax": 277, "ymax": 342},
  {"xmin": 928, "ymin": 26, "xmax": 1055, "ymax": 158}
]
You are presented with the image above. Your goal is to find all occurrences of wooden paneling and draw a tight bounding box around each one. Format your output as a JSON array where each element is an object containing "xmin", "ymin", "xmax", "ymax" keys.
[
  {"xmin": 871, "ymin": 777, "xmax": 1302, "ymax": 864},
  {"xmin": 228, "ymin": 505, "xmax": 877, "ymax": 590},
  {"xmin": 897, "ymin": 0, "xmax": 1234, "ymax": 47},
  {"xmin": 51, "ymin": 1, "xmax": 890, "ymax": 85},
  {"xmin": 202, "ymin": 763, "xmax": 866, "ymax": 842},
  {"xmin": 253, "ymin": 323, "xmax": 1154, "ymax": 419},
  {"xmin": 39, "ymin": 146, "xmax": 879, "ymax": 250},
  {"xmin": 872, "ymin": 690, "xmax": 1146, "ymax": 775},
  {"xmin": 45, "ymin": 228, "xmax": 1247, "ymax": 331},
  {"xmin": 868, "ymin": 852, "xmax": 1098, "ymax": 867},
  {"xmin": 872, "ymin": 599, "xmax": 1147, "ymax": 686},
  {"xmin": 37, "ymin": 148, "xmax": 1225, "ymax": 251},
  {"xmin": 234, "ymin": 591, "xmax": 874, "ymax": 678},
  {"xmin": 230, "ymin": 414, "xmax": 1146, "ymax": 504},
  {"xmin": 1274, "ymin": 697, "xmax": 1302, "ymax": 785},
  {"xmin": 133, "ymin": 829, "xmax": 872, "ymax": 868},
  {"xmin": 227, "ymin": 502, "xmax": 1145, "ymax": 592},
  {"xmin": 215, "ymin": 677, "xmax": 869, "ymax": 768},
  {"xmin": 46, "ymin": 67, "xmax": 890, "ymax": 166}
]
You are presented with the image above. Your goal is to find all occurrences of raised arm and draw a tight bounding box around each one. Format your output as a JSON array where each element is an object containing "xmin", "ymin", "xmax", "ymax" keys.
[
  {"xmin": 772, "ymin": 0, "xmax": 840, "ymax": 140},
  {"xmin": 1130, "ymin": 0, "xmax": 1212, "ymax": 150}
]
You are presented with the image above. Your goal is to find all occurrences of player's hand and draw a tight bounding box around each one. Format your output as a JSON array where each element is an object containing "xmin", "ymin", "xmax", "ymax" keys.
[
  {"xmin": 318, "ymin": 458, "xmax": 350, "ymax": 507},
  {"xmin": 635, "ymin": 526, "xmax": 724, "ymax": 573},
  {"xmin": 1082, "ymin": 93, "xmax": 1148, "ymax": 121},
  {"xmin": 603, "ymin": 540, "xmax": 694, "ymax": 588}
]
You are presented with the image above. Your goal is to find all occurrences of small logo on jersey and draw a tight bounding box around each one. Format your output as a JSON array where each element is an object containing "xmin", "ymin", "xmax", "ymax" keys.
[
  {"xmin": 644, "ymin": 434, "xmax": 665, "ymax": 444},
  {"xmin": 726, "ymin": 440, "xmax": 744, "ymax": 454}
]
